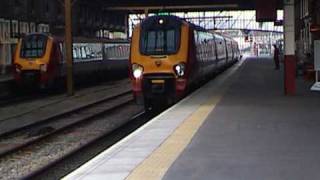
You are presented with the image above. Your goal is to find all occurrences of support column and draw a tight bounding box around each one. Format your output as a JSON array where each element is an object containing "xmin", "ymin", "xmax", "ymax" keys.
[
  {"xmin": 65, "ymin": 0, "xmax": 74, "ymax": 95},
  {"xmin": 284, "ymin": 0, "xmax": 296, "ymax": 95}
]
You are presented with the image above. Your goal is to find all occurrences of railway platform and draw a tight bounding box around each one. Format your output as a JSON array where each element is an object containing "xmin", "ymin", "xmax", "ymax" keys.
[
  {"xmin": 0, "ymin": 74, "xmax": 13, "ymax": 83},
  {"xmin": 0, "ymin": 74, "xmax": 13, "ymax": 97},
  {"xmin": 64, "ymin": 56, "xmax": 320, "ymax": 180}
]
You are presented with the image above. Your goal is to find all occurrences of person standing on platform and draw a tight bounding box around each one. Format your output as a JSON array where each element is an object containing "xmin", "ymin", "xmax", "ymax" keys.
[{"xmin": 273, "ymin": 44, "xmax": 280, "ymax": 70}]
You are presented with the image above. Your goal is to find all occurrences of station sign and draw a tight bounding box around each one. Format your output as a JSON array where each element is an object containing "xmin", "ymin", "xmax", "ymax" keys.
[
  {"xmin": 274, "ymin": 20, "xmax": 283, "ymax": 26},
  {"xmin": 256, "ymin": 0, "xmax": 277, "ymax": 22},
  {"xmin": 157, "ymin": 12, "xmax": 169, "ymax": 16},
  {"xmin": 311, "ymin": 40, "xmax": 320, "ymax": 91}
]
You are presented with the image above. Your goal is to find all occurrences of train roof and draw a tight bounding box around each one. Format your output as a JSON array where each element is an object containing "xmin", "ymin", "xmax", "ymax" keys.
[
  {"xmin": 141, "ymin": 15, "xmax": 207, "ymax": 32},
  {"xmin": 139, "ymin": 15, "xmax": 238, "ymax": 43}
]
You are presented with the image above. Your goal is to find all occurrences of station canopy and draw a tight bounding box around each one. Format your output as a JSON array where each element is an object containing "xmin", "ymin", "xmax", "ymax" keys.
[{"xmin": 100, "ymin": 0, "xmax": 283, "ymax": 12}]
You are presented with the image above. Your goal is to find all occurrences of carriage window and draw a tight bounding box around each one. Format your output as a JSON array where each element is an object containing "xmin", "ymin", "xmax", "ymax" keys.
[
  {"xmin": 141, "ymin": 28, "xmax": 180, "ymax": 55},
  {"xmin": 81, "ymin": 47, "xmax": 86, "ymax": 59},
  {"xmin": 73, "ymin": 48, "xmax": 77, "ymax": 59},
  {"xmin": 104, "ymin": 43, "xmax": 130, "ymax": 60},
  {"xmin": 77, "ymin": 48, "xmax": 81, "ymax": 59},
  {"xmin": 20, "ymin": 34, "xmax": 47, "ymax": 58}
]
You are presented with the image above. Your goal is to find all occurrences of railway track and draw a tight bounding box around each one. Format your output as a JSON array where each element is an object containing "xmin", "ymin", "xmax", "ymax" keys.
[
  {"xmin": 0, "ymin": 92, "xmax": 51, "ymax": 107},
  {"xmin": 0, "ymin": 91, "xmax": 132, "ymax": 156},
  {"xmin": 0, "ymin": 79, "xmax": 132, "ymax": 136},
  {"xmin": 27, "ymin": 109, "xmax": 150, "ymax": 180},
  {"xmin": 0, "ymin": 91, "xmax": 141, "ymax": 179},
  {"xmin": 0, "ymin": 80, "xmax": 118, "ymax": 108}
]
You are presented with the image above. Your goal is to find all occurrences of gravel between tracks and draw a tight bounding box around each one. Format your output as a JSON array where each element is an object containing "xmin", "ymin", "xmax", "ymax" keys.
[
  {"xmin": 0, "ymin": 102, "xmax": 142, "ymax": 180},
  {"xmin": 0, "ymin": 79, "xmax": 130, "ymax": 121},
  {"xmin": 0, "ymin": 79, "xmax": 131, "ymax": 135}
]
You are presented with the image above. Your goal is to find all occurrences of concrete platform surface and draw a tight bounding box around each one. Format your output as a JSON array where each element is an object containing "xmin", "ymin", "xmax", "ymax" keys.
[
  {"xmin": 0, "ymin": 74, "xmax": 13, "ymax": 83},
  {"xmin": 164, "ymin": 57, "xmax": 320, "ymax": 180}
]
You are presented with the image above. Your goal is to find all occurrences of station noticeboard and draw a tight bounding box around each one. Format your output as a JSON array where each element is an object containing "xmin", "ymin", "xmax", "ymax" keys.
[
  {"xmin": 311, "ymin": 40, "xmax": 320, "ymax": 91},
  {"xmin": 314, "ymin": 40, "xmax": 320, "ymax": 71}
]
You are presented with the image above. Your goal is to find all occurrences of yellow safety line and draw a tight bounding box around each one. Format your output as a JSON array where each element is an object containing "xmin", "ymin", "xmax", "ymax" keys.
[{"xmin": 126, "ymin": 93, "xmax": 224, "ymax": 180}]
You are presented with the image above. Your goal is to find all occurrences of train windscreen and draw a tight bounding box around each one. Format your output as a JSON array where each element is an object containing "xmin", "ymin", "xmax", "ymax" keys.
[
  {"xmin": 140, "ymin": 29, "xmax": 180, "ymax": 55},
  {"xmin": 20, "ymin": 34, "xmax": 47, "ymax": 58}
]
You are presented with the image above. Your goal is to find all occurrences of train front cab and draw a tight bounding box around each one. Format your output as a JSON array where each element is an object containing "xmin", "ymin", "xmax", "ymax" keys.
[
  {"xmin": 13, "ymin": 34, "xmax": 61, "ymax": 88},
  {"xmin": 130, "ymin": 16, "xmax": 190, "ymax": 108}
]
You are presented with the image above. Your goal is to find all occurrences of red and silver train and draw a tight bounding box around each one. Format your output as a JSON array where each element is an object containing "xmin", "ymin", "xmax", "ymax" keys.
[
  {"xmin": 129, "ymin": 15, "xmax": 240, "ymax": 108},
  {"xmin": 13, "ymin": 33, "xmax": 129, "ymax": 88}
]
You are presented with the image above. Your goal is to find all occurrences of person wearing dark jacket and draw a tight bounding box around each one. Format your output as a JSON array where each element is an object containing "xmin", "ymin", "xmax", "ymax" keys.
[{"xmin": 273, "ymin": 44, "xmax": 280, "ymax": 70}]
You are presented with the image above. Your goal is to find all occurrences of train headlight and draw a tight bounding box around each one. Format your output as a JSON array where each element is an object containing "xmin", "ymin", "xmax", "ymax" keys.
[
  {"xmin": 174, "ymin": 63, "xmax": 186, "ymax": 77},
  {"xmin": 40, "ymin": 64, "xmax": 47, "ymax": 73},
  {"xmin": 132, "ymin": 64, "xmax": 143, "ymax": 79},
  {"xmin": 15, "ymin": 64, "xmax": 22, "ymax": 73}
]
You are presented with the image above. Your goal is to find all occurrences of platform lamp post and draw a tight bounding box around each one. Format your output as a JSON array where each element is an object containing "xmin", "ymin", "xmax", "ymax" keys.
[{"xmin": 65, "ymin": 0, "xmax": 74, "ymax": 96}]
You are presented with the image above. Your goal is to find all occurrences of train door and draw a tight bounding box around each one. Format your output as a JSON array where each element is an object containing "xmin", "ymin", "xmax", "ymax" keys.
[
  {"xmin": 194, "ymin": 30, "xmax": 201, "ymax": 81},
  {"xmin": 225, "ymin": 39, "xmax": 230, "ymax": 63},
  {"xmin": 212, "ymin": 34, "xmax": 217, "ymax": 62},
  {"xmin": 231, "ymin": 41, "xmax": 235, "ymax": 62},
  {"xmin": 220, "ymin": 38, "xmax": 227, "ymax": 67},
  {"xmin": 212, "ymin": 34, "xmax": 218, "ymax": 70}
]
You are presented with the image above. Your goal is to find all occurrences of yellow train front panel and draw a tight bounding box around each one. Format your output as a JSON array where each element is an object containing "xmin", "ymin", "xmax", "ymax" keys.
[
  {"xmin": 130, "ymin": 16, "xmax": 191, "ymax": 106},
  {"xmin": 13, "ymin": 34, "xmax": 54, "ymax": 86}
]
